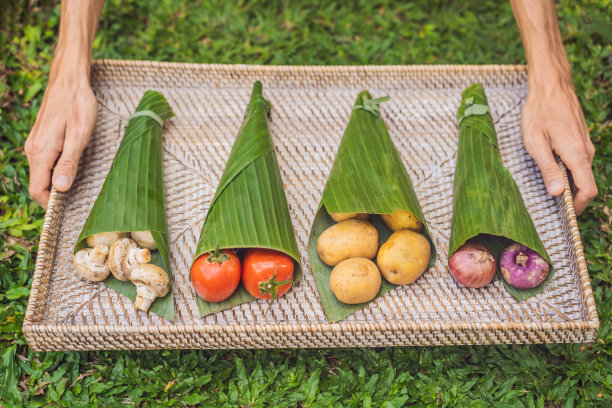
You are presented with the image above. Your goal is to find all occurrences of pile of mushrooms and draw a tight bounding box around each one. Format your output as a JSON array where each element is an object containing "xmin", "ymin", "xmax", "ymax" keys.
[{"xmin": 73, "ymin": 231, "xmax": 170, "ymax": 312}]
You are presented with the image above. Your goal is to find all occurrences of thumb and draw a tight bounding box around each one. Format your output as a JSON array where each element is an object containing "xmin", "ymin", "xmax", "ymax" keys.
[
  {"xmin": 524, "ymin": 136, "xmax": 565, "ymax": 196},
  {"xmin": 52, "ymin": 147, "xmax": 83, "ymax": 192}
]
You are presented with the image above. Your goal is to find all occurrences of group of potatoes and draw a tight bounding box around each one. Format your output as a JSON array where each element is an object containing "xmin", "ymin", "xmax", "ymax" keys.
[{"xmin": 317, "ymin": 210, "xmax": 431, "ymax": 304}]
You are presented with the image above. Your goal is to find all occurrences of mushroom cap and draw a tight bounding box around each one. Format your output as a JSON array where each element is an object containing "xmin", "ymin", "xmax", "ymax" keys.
[
  {"xmin": 108, "ymin": 238, "xmax": 151, "ymax": 281},
  {"xmin": 130, "ymin": 264, "xmax": 170, "ymax": 297},
  {"xmin": 131, "ymin": 231, "xmax": 158, "ymax": 250},
  {"xmin": 86, "ymin": 231, "xmax": 129, "ymax": 247},
  {"xmin": 73, "ymin": 245, "xmax": 110, "ymax": 282}
]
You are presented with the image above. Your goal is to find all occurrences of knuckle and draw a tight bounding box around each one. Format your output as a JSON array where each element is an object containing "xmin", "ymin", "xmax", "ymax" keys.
[
  {"xmin": 574, "ymin": 153, "xmax": 590, "ymax": 166},
  {"xmin": 69, "ymin": 124, "xmax": 94, "ymax": 147},
  {"xmin": 27, "ymin": 138, "xmax": 46, "ymax": 158},
  {"xmin": 539, "ymin": 162, "xmax": 559, "ymax": 174},
  {"xmin": 586, "ymin": 142, "xmax": 595, "ymax": 159},
  {"xmin": 58, "ymin": 156, "xmax": 79, "ymax": 171},
  {"xmin": 28, "ymin": 185, "xmax": 39, "ymax": 199},
  {"xmin": 586, "ymin": 185, "xmax": 598, "ymax": 200},
  {"xmin": 523, "ymin": 135, "xmax": 541, "ymax": 154},
  {"xmin": 24, "ymin": 139, "xmax": 33, "ymax": 157}
]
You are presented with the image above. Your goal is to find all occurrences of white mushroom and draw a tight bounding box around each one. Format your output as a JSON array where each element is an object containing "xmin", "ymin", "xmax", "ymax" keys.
[
  {"xmin": 73, "ymin": 244, "xmax": 111, "ymax": 282},
  {"xmin": 85, "ymin": 231, "xmax": 129, "ymax": 248},
  {"xmin": 108, "ymin": 238, "xmax": 151, "ymax": 281},
  {"xmin": 130, "ymin": 264, "xmax": 170, "ymax": 312},
  {"xmin": 131, "ymin": 231, "xmax": 158, "ymax": 250}
]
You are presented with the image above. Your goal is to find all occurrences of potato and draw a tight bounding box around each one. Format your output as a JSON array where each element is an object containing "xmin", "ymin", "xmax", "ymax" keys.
[
  {"xmin": 317, "ymin": 219, "xmax": 378, "ymax": 266},
  {"xmin": 380, "ymin": 209, "xmax": 423, "ymax": 232},
  {"xmin": 329, "ymin": 212, "xmax": 369, "ymax": 223},
  {"xmin": 329, "ymin": 258, "xmax": 381, "ymax": 304},
  {"xmin": 377, "ymin": 230, "xmax": 430, "ymax": 284}
]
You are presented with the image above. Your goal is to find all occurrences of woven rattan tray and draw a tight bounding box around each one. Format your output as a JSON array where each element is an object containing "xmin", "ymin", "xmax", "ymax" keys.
[{"xmin": 23, "ymin": 61, "xmax": 599, "ymax": 350}]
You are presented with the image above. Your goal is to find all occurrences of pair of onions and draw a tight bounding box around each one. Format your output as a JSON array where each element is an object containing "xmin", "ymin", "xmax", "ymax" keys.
[{"xmin": 448, "ymin": 240, "xmax": 550, "ymax": 289}]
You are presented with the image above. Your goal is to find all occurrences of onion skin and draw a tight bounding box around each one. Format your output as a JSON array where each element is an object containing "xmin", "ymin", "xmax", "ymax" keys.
[
  {"xmin": 448, "ymin": 241, "xmax": 496, "ymax": 288},
  {"xmin": 500, "ymin": 243, "xmax": 549, "ymax": 289}
]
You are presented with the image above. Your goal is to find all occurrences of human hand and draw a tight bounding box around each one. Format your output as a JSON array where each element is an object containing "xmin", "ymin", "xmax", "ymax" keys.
[
  {"xmin": 521, "ymin": 79, "xmax": 597, "ymax": 215},
  {"xmin": 25, "ymin": 71, "xmax": 98, "ymax": 208}
]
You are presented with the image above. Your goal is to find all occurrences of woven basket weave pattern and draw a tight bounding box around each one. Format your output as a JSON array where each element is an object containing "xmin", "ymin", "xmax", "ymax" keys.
[{"xmin": 23, "ymin": 62, "xmax": 598, "ymax": 350}]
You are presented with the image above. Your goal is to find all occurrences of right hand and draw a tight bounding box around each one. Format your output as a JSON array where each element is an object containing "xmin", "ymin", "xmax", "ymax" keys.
[
  {"xmin": 25, "ymin": 73, "xmax": 98, "ymax": 208},
  {"xmin": 521, "ymin": 78, "xmax": 597, "ymax": 215}
]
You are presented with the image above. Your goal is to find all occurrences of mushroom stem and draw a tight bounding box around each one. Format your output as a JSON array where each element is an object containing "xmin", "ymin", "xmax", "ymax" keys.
[
  {"xmin": 90, "ymin": 245, "xmax": 109, "ymax": 264},
  {"xmin": 109, "ymin": 238, "xmax": 152, "ymax": 281},
  {"xmin": 74, "ymin": 245, "xmax": 111, "ymax": 282},
  {"xmin": 129, "ymin": 264, "xmax": 170, "ymax": 313},
  {"xmin": 134, "ymin": 285, "xmax": 156, "ymax": 312},
  {"xmin": 130, "ymin": 248, "xmax": 151, "ymax": 265}
]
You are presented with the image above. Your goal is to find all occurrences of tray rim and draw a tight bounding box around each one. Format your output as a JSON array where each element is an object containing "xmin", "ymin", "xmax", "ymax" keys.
[{"xmin": 23, "ymin": 62, "xmax": 600, "ymax": 350}]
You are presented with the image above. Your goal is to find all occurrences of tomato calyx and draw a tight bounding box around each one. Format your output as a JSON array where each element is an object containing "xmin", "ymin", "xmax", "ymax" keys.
[
  {"xmin": 258, "ymin": 265, "xmax": 293, "ymax": 306},
  {"xmin": 207, "ymin": 245, "xmax": 230, "ymax": 264}
]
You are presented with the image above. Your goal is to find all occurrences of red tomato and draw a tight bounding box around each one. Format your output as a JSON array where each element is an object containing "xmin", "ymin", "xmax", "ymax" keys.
[
  {"xmin": 242, "ymin": 248, "xmax": 294, "ymax": 300},
  {"xmin": 190, "ymin": 247, "xmax": 241, "ymax": 302}
]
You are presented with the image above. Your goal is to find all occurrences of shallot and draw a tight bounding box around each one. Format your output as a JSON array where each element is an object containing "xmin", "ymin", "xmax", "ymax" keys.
[
  {"xmin": 500, "ymin": 242, "xmax": 549, "ymax": 289},
  {"xmin": 448, "ymin": 241, "xmax": 496, "ymax": 288}
]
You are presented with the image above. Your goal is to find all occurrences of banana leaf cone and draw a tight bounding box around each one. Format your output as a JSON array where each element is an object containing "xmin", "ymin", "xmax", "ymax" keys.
[
  {"xmin": 192, "ymin": 81, "xmax": 301, "ymax": 316},
  {"xmin": 449, "ymin": 84, "xmax": 554, "ymax": 301},
  {"xmin": 307, "ymin": 91, "xmax": 437, "ymax": 323},
  {"xmin": 74, "ymin": 90, "xmax": 175, "ymax": 320}
]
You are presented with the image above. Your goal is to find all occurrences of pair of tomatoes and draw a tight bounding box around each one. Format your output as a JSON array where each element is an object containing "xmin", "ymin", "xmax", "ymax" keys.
[{"xmin": 190, "ymin": 247, "xmax": 294, "ymax": 303}]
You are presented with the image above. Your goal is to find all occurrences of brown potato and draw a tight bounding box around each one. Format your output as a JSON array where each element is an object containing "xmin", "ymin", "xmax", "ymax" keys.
[
  {"xmin": 329, "ymin": 212, "xmax": 369, "ymax": 223},
  {"xmin": 329, "ymin": 258, "xmax": 381, "ymax": 304},
  {"xmin": 377, "ymin": 230, "xmax": 430, "ymax": 284},
  {"xmin": 380, "ymin": 209, "xmax": 423, "ymax": 232},
  {"xmin": 316, "ymin": 219, "xmax": 378, "ymax": 266}
]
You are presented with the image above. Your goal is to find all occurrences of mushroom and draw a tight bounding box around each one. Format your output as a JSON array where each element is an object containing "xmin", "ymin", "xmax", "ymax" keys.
[
  {"xmin": 73, "ymin": 244, "xmax": 111, "ymax": 282},
  {"xmin": 108, "ymin": 238, "xmax": 151, "ymax": 281},
  {"xmin": 130, "ymin": 264, "xmax": 170, "ymax": 312},
  {"xmin": 131, "ymin": 231, "xmax": 158, "ymax": 250},
  {"xmin": 85, "ymin": 231, "xmax": 129, "ymax": 248}
]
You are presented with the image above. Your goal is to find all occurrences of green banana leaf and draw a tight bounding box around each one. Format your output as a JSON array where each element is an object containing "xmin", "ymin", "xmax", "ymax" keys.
[
  {"xmin": 307, "ymin": 91, "xmax": 437, "ymax": 323},
  {"xmin": 449, "ymin": 84, "xmax": 554, "ymax": 301},
  {"xmin": 74, "ymin": 90, "xmax": 175, "ymax": 321},
  {"xmin": 192, "ymin": 81, "xmax": 302, "ymax": 316}
]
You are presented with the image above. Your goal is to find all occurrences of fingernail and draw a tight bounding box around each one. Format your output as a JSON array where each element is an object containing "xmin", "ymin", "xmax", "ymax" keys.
[
  {"xmin": 54, "ymin": 174, "xmax": 71, "ymax": 190},
  {"xmin": 548, "ymin": 180, "xmax": 563, "ymax": 194}
]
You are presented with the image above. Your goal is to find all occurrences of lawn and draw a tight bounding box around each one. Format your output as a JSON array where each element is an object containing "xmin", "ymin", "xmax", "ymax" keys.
[{"xmin": 1, "ymin": 0, "xmax": 610, "ymax": 406}]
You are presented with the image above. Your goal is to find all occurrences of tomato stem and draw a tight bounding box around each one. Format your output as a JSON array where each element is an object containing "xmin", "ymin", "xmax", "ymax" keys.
[
  {"xmin": 258, "ymin": 265, "xmax": 293, "ymax": 311},
  {"xmin": 207, "ymin": 244, "xmax": 230, "ymax": 264}
]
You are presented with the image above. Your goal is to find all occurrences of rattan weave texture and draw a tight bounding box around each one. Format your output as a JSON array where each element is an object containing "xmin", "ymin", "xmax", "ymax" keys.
[{"xmin": 23, "ymin": 61, "xmax": 599, "ymax": 350}]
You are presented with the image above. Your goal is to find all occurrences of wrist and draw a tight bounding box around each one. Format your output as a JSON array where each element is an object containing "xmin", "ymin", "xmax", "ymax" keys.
[
  {"xmin": 49, "ymin": 44, "xmax": 91, "ymax": 87},
  {"xmin": 527, "ymin": 50, "xmax": 573, "ymax": 94}
]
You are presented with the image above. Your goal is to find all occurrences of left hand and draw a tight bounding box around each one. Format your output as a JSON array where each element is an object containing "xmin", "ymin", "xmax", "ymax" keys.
[{"xmin": 521, "ymin": 79, "xmax": 597, "ymax": 215}]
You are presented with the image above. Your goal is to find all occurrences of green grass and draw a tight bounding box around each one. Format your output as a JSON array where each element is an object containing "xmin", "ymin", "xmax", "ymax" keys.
[{"xmin": 1, "ymin": 0, "xmax": 610, "ymax": 406}]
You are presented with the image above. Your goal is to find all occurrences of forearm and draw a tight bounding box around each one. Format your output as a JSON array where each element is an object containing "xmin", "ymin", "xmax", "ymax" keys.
[
  {"xmin": 510, "ymin": 0, "xmax": 572, "ymax": 92},
  {"xmin": 50, "ymin": 0, "xmax": 105, "ymax": 84}
]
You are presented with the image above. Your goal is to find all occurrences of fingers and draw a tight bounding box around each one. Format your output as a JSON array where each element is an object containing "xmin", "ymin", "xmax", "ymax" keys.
[
  {"xmin": 25, "ymin": 121, "xmax": 65, "ymax": 208},
  {"xmin": 557, "ymin": 145, "xmax": 597, "ymax": 216},
  {"xmin": 27, "ymin": 157, "xmax": 53, "ymax": 209},
  {"xmin": 585, "ymin": 137, "xmax": 595, "ymax": 163},
  {"xmin": 52, "ymin": 121, "xmax": 94, "ymax": 192},
  {"xmin": 52, "ymin": 149, "xmax": 80, "ymax": 192},
  {"xmin": 523, "ymin": 133, "xmax": 565, "ymax": 196}
]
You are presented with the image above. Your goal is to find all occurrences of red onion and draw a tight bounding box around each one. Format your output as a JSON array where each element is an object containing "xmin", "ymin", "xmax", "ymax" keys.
[
  {"xmin": 449, "ymin": 241, "xmax": 496, "ymax": 288},
  {"xmin": 500, "ymin": 243, "xmax": 549, "ymax": 289}
]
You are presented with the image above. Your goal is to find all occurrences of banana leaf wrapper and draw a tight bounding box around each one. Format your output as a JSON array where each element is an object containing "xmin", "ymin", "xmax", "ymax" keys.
[
  {"xmin": 307, "ymin": 91, "xmax": 437, "ymax": 323},
  {"xmin": 75, "ymin": 90, "xmax": 175, "ymax": 320},
  {"xmin": 192, "ymin": 81, "xmax": 301, "ymax": 316},
  {"xmin": 449, "ymin": 84, "xmax": 554, "ymax": 301}
]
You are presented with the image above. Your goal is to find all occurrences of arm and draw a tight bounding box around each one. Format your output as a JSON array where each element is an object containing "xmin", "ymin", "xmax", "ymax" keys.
[
  {"xmin": 25, "ymin": 0, "xmax": 105, "ymax": 208},
  {"xmin": 510, "ymin": 0, "xmax": 597, "ymax": 215}
]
